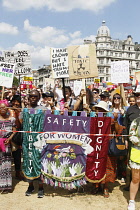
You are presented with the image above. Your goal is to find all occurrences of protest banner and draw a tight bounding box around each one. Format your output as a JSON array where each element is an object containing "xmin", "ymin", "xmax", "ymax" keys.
[
  {"xmin": 24, "ymin": 76, "xmax": 33, "ymax": 81},
  {"xmin": 22, "ymin": 109, "xmax": 44, "ymax": 180},
  {"xmin": 0, "ymin": 62, "xmax": 15, "ymax": 88},
  {"xmin": 3, "ymin": 50, "xmax": 32, "ymax": 75},
  {"xmin": 68, "ymin": 44, "xmax": 98, "ymax": 80},
  {"xmin": 111, "ymin": 60, "xmax": 129, "ymax": 84},
  {"xmin": 33, "ymin": 113, "xmax": 111, "ymax": 189},
  {"xmin": 0, "ymin": 51, "xmax": 5, "ymax": 62},
  {"xmin": 51, "ymin": 48, "xmax": 69, "ymax": 79}
]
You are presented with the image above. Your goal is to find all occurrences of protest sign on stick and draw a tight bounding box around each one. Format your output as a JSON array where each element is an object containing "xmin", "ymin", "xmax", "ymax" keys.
[
  {"xmin": 68, "ymin": 44, "xmax": 98, "ymax": 80},
  {"xmin": 111, "ymin": 60, "xmax": 129, "ymax": 84},
  {"xmin": 111, "ymin": 60, "xmax": 129, "ymax": 106},
  {"xmin": 3, "ymin": 50, "xmax": 32, "ymax": 75},
  {"xmin": 51, "ymin": 48, "xmax": 69, "ymax": 79},
  {"xmin": 0, "ymin": 62, "xmax": 15, "ymax": 88},
  {"xmin": 73, "ymin": 80, "xmax": 82, "ymax": 96}
]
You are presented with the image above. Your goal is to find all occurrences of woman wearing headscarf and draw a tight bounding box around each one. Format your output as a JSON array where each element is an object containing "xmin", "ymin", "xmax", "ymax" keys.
[{"xmin": 0, "ymin": 99, "xmax": 16, "ymax": 193}]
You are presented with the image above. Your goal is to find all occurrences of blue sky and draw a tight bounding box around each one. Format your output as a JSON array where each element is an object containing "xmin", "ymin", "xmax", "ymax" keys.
[{"xmin": 0, "ymin": 0, "xmax": 140, "ymax": 69}]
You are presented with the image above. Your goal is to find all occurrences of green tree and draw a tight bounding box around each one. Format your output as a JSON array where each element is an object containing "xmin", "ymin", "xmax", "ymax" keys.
[{"xmin": 13, "ymin": 76, "xmax": 19, "ymax": 87}]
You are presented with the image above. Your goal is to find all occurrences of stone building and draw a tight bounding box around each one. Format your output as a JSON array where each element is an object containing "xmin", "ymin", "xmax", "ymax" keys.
[
  {"xmin": 36, "ymin": 21, "xmax": 140, "ymax": 88},
  {"xmin": 84, "ymin": 20, "xmax": 140, "ymax": 83}
]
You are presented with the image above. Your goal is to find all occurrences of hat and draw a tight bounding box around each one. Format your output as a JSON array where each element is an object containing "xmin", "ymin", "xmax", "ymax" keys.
[
  {"xmin": 94, "ymin": 101, "xmax": 109, "ymax": 112},
  {"xmin": 42, "ymin": 91, "xmax": 54, "ymax": 98},
  {"xmin": 99, "ymin": 91, "xmax": 110, "ymax": 98}
]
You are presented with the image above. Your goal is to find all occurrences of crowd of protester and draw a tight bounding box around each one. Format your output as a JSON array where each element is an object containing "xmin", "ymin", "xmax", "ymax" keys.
[{"xmin": 0, "ymin": 81, "xmax": 139, "ymax": 210}]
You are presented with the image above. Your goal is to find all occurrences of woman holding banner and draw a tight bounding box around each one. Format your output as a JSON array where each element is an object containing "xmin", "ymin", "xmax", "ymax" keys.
[
  {"xmin": 92, "ymin": 101, "xmax": 125, "ymax": 198},
  {"xmin": 109, "ymin": 93, "xmax": 127, "ymax": 183},
  {"xmin": 0, "ymin": 99, "xmax": 16, "ymax": 193}
]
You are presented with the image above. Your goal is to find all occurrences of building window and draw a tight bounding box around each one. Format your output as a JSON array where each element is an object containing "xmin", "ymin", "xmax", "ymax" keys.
[
  {"xmin": 99, "ymin": 67, "xmax": 104, "ymax": 73},
  {"xmin": 100, "ymin": 77, "xmax": 104, "ymax": 82},
  {"xmin": 99, "ymin": 58, "xmax": 104, "ymax": 64},
  {"xmin": 100, "ymin": 51, "xmax": 104, "ymax": 55},
  {"xmin": 106, "ymin": 58, "xmax": 109, "ymax": 64},
  {"xmin": 106, "ymin": 68, "xmax": 109, "ymax": 74}
]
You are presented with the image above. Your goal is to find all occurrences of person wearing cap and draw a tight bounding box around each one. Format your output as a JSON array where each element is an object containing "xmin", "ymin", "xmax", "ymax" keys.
[
  {"xmin": 99, "ymin": 91, "xmax": 112, "ymax": 109},
  {"xmin": 41, "ymin": 91, "xmax": 59, "ymax": 111},
  {"xmin": 92, "ymin": 101, "xmax": 125, "ymax": 198}
]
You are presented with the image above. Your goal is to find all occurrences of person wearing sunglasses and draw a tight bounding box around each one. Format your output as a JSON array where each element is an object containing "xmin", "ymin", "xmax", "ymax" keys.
[
  {"xmin": 109, "ymin": 93, "xmax": 128, "ymax": 184},
  {"xmin": 92, "ymin": 88, "xmax": 100, "ymax": 105},
  {"xmin": 19, "ymin": 90, "xmax": 45, "ymax": 198}
]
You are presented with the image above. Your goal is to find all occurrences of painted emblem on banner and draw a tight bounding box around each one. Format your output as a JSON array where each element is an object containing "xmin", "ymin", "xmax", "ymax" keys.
[{"xmin": 34, "ymin": 132, "xmax": 93, "ymax": 185}]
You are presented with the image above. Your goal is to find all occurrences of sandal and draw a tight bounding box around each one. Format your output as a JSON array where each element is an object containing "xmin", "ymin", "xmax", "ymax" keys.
[
  {"xmin": 103, "ymin": 188, "xmax": 109, "ymax": 198},
  {"xmin": 92, "ymin": 187, "xmax": 99, "ymax": 195}
]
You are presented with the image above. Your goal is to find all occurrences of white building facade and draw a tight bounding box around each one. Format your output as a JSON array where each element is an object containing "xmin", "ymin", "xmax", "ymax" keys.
[{"xmin": 84, "ymin": 21, "xmax": 140, "ymax": 83}]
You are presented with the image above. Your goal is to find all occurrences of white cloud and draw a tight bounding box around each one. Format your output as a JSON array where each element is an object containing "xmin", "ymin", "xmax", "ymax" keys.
[
  {"xmin": 24, "ymin": 19, "xmax": 69, "ymax": 46},
  {"xmin": 0, "ymin": 22, "xmax": 18, "ymax": 35},
  {"xmin": 8, "ymin": 43, "xmax": 50, "ymax": 68},
  {"xmin": 68, "ymin": 35, "xmax": 96, "ymax": 46},
  {"xmin": 24, "ymin": 19, "xmax": 96, "ymax": 49},
  {"xmin": 3, "ymin": 0, "xmax": 117, "ymax": 12},
  {"xmin": 69, "ymin": 31, "xmax": 81, "ymax": 39},
  {"xmin": 0, "ymin": 20, "xmax": 96, "ymax": 68}
]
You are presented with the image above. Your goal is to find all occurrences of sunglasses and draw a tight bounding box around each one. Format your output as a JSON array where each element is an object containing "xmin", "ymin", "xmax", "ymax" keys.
[
  {"xmin": 93, "ymin": 92, "xmax": 97, "ymax": 94},
  {"xmin": 113, "ymin": 97, "xmax": 121, "ymax": 99},
  {"xmin": 135, "ymin": 94, "xmax": 140, "ymax": 97},
  {"xmin": 29, "ymin": 95, "xmax": 38, "ymax": 98}
]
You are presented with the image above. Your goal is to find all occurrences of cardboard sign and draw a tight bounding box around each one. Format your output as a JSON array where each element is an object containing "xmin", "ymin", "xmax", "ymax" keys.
[
  {"xmin": 94, "ymin": 78, "xmax": 100, "ymax": 83},
  {"xmin": 44, "ymin": 78, "xmax": 55, "ymax": 92},
  {"xmin": 73, "ymin": 80, "xmax": 82, "ymax": 96},
  {"xmin": 0, "ymin": 62, "xmax": 15, "ymax": 88},
  {"xmin": 135, "ymin": 71, "xmax": 140, "ymax": 82},
  {"xmin": 111, "ymin": 61, "xmax": 129, "ymax": 83},
  {"xmin": 51, "ymin": 48, "xmax": 69, "ymax": 78},
  {"xmin": 24, "ymin": 76, "xmax": 33, "ymax": 81},
  {"xmin": 3, "ymin": 50, "xmax": 32, "ymax": 75},
  {"xmin": 68, "ymin": 44, "xmax": 98, "ymax": 80}
]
